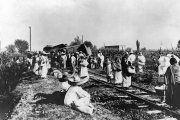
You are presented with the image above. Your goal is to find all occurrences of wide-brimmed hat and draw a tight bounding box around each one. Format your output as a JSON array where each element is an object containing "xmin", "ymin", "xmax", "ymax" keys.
[
  {"xmin": 58, "ymin": 72, "xmax": 74, "ymax": 82},
  {"xmin": 68, "ymin": 75, "xmax": 89, "ymax": 86},
  {"xmin": 58, "ymin": 72, "xmax": 69, "ymax": 82}
]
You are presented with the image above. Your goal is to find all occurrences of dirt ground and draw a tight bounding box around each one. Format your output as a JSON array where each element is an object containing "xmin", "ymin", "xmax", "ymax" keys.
[{"xmin": 8, "ymin": 74, "xmax": 121, "ymax": 120}]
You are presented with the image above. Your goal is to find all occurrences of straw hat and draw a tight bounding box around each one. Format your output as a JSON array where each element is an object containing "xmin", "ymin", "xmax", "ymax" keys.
[
  {"xmin": 68, "ymin": 75, "xmax": 89, "ymax": 86},
  {"xmin": 58, "ymin": 72, "xmax": 69, "ymax": 82},
  {"xmin": 58, "ymin": 72, "xmax": 74, "ymax": 82}
]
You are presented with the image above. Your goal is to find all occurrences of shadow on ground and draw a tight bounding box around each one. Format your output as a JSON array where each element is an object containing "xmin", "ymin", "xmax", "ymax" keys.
[{"xmin": 34, "ymin": 91, "xmax": 66, "ymax": 105}]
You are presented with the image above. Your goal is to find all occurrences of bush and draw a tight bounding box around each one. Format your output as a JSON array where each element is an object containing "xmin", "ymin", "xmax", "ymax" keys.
[
  {"xmin": 132, "ymin": 69, "xmax": 159, "ymax": 84},
  {"xmin": 0, "ymin": 52, "xmax": 27, "ymax": 95}
]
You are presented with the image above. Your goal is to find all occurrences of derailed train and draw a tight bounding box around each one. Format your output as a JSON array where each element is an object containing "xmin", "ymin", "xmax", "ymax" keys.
[{"xmin": 43, "ymin": 44, "xmax": 92, "ymax": 56}]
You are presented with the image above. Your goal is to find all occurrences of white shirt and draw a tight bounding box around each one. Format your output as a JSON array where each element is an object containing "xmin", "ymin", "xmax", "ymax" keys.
[
  {"xmin": 158, "ymin": 56, "xmax": 170, "ymax": 67},
  {"xmin": 137, "ymin": 55, "xmax": 146, "ymax": 65},
  {"xmin": 59, "ymin": 82, "xmax": 70, "ymax": 91},
  {"xmin": 71, "ymin": 56, "xmax": 76, "ymax": 64},
  {"xmin": 128, "ymin": 54, "xmax": 136, "ymax": 63},
  {"xmin": 99, "ymin": 54, "xmax": 104, "ymax": 62},
  {"xmin": 80, "ymin": 60, "xmax": 89, "ymax": 77},
  {"xmin": 64, "ymin": 86, "xmax": 90, "ymax": 106}
]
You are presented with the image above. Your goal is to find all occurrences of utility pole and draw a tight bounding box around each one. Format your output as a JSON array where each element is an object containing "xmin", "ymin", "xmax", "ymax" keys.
[
  {"xmin": 82, "ymin": 35, "xmax": 83, "ymax": 43},
  {"xmin": 29, "ymin": 27, "xmax": 31, "ymax": 51}
]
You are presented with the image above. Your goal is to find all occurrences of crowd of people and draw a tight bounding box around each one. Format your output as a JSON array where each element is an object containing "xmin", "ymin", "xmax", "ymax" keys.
[{"xmin": 10, "ymin": 48, "xmax": 180, "ymax": 113}]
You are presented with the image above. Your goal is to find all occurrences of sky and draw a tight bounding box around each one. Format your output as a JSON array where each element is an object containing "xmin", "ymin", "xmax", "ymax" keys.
[{"xmin": 1, "ymin": 0, "xmax": 180, "ymax": 51}]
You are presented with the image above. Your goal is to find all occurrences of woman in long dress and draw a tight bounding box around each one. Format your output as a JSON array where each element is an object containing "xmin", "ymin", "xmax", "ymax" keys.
[
  {"xmin": 79, "ymin": 56, "xmax": 89, "ymax": 78},
  {"xmin": 137, "ymin": 52, "xmax": 146, "ymax": 73},
  {"xmin": 41, "ymin": 52, "xmax": 48, "ymax": 79},
  {"xmin": 158, "ymin": 54, "xmax": 170, "ymax": 76},
  {"xmin": 112, "ymin": 57, "xmax": 122, "ymax": 84},
  {"xmin": 105, "ymin": 57, "xmax": 113, "ymax": 83},
  {"xmin": 121, "ymin": 52, "xmax": 132, "ymax": 88},
  {"xmin": 164, "ymin": 58, "xmax": 180, "ymax": 107},
  {"xmin": 33, "ymin": 53, "xmax": 40, "ymax": 76},
  {"xmin": 98, "ymin": 52, "xmax": 104, "ymax": 69}
]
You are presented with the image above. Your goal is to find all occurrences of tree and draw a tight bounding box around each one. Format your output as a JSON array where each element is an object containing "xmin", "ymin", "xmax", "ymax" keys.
[
  {"xmin": 69, "ymin": 36, "xmax": 82, "ymax": 46},
  {"xmin": 5, "ymin": 44, "xmax": 16, "ymax": 53},
  {"xmin": 136, "ymin": 40, "xmax": 140, "ymax": 52},
  {"xmin": 141, "ymin": 47, "xmax": 146, "ymax": 52},
  {"xmin": 125, "ymin": 47, "xmax": 131, "ymax": 52},
  {"xmin": 91, "ymin": 45, "xmax": 98, "ymax": 55},
  {"xmin": 14, "ymin": 39, "xmax": 29, "ymax": 54},
  {"xmin": 84, "ymin": 41, "xmax": 93, "ymax": 47}
]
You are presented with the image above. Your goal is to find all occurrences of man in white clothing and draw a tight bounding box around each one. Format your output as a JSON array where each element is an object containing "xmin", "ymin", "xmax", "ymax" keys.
[{"xmin": 64, "ymin": 75, "xmax": 94, "ymax": 115}]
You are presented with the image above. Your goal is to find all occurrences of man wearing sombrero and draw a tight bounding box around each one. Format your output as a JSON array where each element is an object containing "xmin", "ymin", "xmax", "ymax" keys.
[
  {"xmin": 58, "ymin": 72, "xmax": 71, "ymax": 91},
  {"xmin": 64, "ymin": 75, "xmax": 94, "ymax": 115}
]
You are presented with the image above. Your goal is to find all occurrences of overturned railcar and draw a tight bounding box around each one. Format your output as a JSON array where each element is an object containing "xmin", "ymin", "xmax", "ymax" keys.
[{"xmin": 67, "ymin": 44, "xmax": 92, "ymax": 56}]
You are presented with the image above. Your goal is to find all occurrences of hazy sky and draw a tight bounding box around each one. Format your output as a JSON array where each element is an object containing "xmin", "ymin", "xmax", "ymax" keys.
[{"xmin": 1, "ymin": 0, "xmax": 180, "ymax": 51}]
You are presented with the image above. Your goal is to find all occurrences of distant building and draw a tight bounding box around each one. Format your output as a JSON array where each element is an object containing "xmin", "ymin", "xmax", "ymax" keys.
[{"xmin": 105, "ymin": 45, "xmax": 126, "ymax": 50}]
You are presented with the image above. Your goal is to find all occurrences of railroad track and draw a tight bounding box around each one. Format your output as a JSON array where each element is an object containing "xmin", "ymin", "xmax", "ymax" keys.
[
  {"xmin": 88, "ymin": 69, "xmax": 156, "ymax": 94},
  {"xmin": 88, "ymin": 69, "xmax": 180, "ymax": 119}
]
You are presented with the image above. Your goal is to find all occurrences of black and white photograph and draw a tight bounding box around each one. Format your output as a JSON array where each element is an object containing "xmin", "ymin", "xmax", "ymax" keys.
[{"xmin": 1, "ymin": 0, "xmax": 180, "ymax": 119}]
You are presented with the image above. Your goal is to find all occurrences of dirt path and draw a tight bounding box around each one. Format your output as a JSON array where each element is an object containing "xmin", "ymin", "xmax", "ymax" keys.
[{"xmin": 8, "ymin": 76, "xmax": 121, "ymax": 120}]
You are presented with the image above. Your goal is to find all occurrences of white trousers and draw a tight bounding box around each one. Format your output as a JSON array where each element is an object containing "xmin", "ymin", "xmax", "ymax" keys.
[{"xmin": 72, "ymin": 97, "xmax": 94, "ymax": 115}]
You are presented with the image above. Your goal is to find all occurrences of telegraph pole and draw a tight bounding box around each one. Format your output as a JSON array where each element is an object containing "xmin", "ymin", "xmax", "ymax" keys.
[
  {"xmin": 29, "ymin": 27, "xmax": 31, "ymax": 51},
  {"xmin": 82, "ymin": 35, "xmax": 83, "ymax": 43}
]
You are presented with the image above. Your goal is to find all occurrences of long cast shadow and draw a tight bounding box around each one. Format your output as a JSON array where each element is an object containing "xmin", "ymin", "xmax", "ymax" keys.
[{"xmin": 34, "ymin": 91, "xmax": 66, "ymax": 105}]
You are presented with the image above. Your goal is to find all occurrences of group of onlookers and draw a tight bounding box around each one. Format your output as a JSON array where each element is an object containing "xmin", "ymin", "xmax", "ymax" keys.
[
  {"xmin": 26, "ymin": 51, "xmax": 50, "ymax": 79},
  {"xmin": 25, "ymin": 50, "xmax": 95, "ymax": 115},
  {"xmin": 100, "ymin": 50, "xmax": 146, "ymax": 88},
  {"xmin": 11, "ymin": 48, "xmax": 180, "ymax": 112},
  {"xmin": 157, "ymin": 53, "xmax": 180, "ymax": 108}
]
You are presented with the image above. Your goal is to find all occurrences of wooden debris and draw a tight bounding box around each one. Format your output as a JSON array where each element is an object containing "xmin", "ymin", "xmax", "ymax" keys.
[
  {"xmin": 116, "ymin": 95, "xmax": 129, "ymax": 98},
  {"xmin": 139, "ymin": 95, "xmax": 150, "ymax": 97},
  {"xmin": 148, "ymin": 98, "xmax": 161, "ymax": 102},
  {"xmin": 124, "ymin": 100, "xmax": 137, "ymax": 102},
  {"xmin": 146, "ymin": 110, "xmax": 162, "ymax": 114},
  {"xmin": 138, "ymin": 105, "xmax": 149, "ymax": 108},
  {"xmin": 157, "ymin": 116, "xmax": 177, "ymax": 120},
  {"xmin": 125, "ymin": 89, "xmax": 137, "ymax": 92}
]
